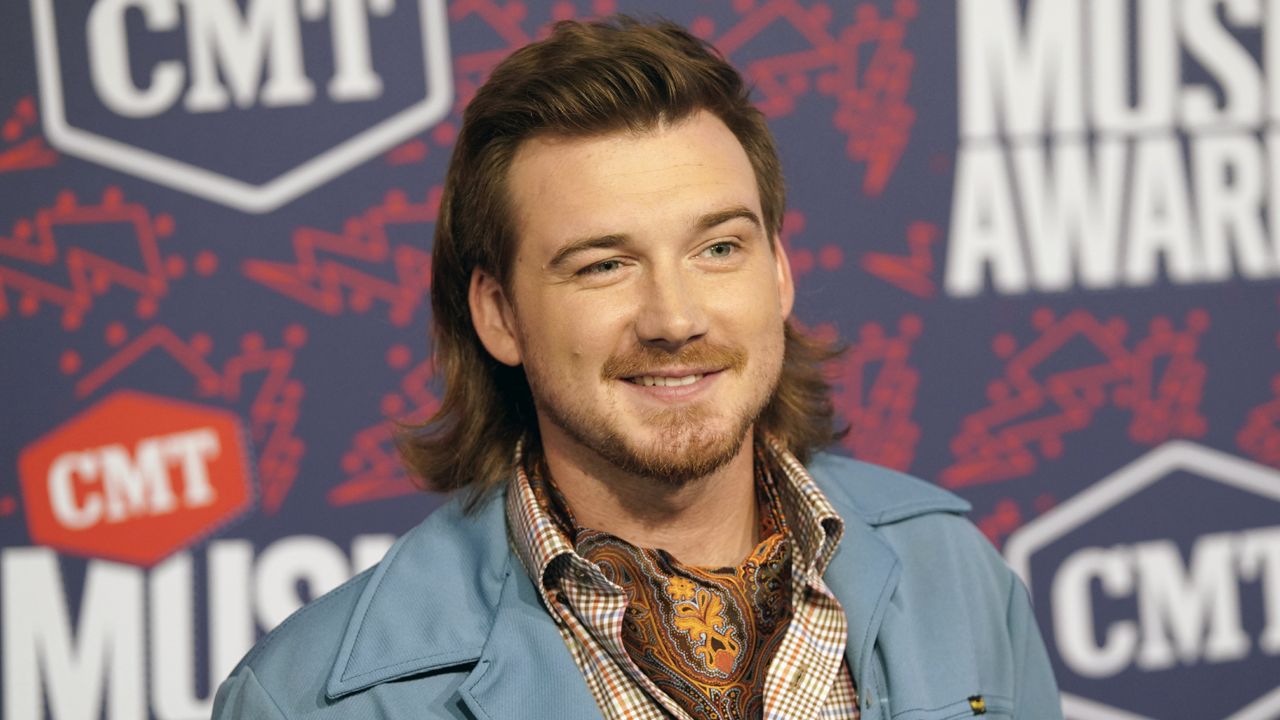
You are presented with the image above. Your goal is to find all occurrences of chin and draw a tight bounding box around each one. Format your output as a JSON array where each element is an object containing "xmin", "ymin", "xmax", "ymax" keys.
[{"xmin": 613, "ymin": 417, "xmax": 753, "ymax": 486}]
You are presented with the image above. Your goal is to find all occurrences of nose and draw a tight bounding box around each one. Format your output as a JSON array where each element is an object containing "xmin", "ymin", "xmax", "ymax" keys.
[{"xmin": 634, "ymin": 265, "xmax": 708, "ymax": 351}]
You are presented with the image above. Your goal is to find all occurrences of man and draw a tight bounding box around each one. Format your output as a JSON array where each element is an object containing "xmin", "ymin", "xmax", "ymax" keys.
[{"xmin": 214, "ymin": 17, "xmax": 1062, "ymax": 720}]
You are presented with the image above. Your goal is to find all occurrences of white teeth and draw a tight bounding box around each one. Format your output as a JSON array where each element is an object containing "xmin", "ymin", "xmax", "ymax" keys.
[{"xmin": 632, "ymin": 374, "xmax": 703, "ymax": 387}]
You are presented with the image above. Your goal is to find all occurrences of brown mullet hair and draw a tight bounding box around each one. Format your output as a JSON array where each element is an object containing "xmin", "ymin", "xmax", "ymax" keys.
[{"xmin": 398, "ymin": 17, "xmax": 843, "ymax": 510}]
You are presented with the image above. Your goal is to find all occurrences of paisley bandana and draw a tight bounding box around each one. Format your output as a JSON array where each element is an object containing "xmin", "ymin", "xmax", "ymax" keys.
[{"xmin": 529, "ymin": 452, "xmax": 794, "ymax": 719}]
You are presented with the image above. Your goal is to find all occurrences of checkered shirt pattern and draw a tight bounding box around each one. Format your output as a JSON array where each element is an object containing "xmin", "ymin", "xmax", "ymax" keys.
[{"xmin": 506, "ymin": 437, "xmax": 860, "ymax": 720}]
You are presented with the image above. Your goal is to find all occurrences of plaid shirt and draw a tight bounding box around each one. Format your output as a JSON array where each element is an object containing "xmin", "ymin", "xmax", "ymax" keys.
[{"xmin": 507, "ymin": 437, "xmax": 860, "ymax": 719}]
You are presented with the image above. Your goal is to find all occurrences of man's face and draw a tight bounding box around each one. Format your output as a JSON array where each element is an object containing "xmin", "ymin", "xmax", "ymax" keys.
[{"xmin": 474, "ymin": 110, "xmax": 794, "ymax": 483}]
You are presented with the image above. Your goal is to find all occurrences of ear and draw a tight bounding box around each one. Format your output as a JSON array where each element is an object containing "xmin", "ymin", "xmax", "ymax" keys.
[
  {"xmin": 772, "ymin": 234, "xmax": 795, "ymax": 319},
  {"xmin": 469, "ymin": 268, "xmax": 523, "ymax": 367}
]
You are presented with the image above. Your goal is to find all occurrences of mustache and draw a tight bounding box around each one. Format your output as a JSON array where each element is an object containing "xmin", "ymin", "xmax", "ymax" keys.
[{"xmin": 601, "ymin": 342, "xmax": 747, "ymax": 379}]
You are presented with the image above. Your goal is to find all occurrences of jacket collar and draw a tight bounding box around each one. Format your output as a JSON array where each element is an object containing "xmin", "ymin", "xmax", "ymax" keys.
[
  {"xmin": 456, "ymin": 550, "xmax": 600, "ymax": 719},
  {"xmin": 806, "ymin": 453, "xmax": 971, "ymax": 684},
  {"xmin": 823, "ymin": 506, "xmax": 902, "ymax": 685},
  {"xmin": 324, "ymin": 493, "xmax": 509, "ymax": 698},
  {"xmin": 324, "ymin": 452, "xmax": 970, "ymax": 708}
]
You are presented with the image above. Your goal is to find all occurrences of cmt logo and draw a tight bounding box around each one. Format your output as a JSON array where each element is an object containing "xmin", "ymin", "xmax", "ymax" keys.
[
  {"xmin": 18, "ymin": 391, "xmax": 254, "ymax": 566},
  {"xmin": 30, "ymin": 0, "xmax": 452, "ymax": 212},
  {"xmin": 1051, "ymin": 528, "xmax": 1280, "ymax": 679},
  {"xmin": 1006, "ymin": 442, "xmax": 1280, "ymax": 720}
]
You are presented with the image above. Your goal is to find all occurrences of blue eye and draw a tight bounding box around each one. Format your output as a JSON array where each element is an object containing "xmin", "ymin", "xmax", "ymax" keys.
[
  {"xmin": 581, "ymin": 258, "xmax": 624, "ymax": 275},
  {"xmin": 704, "ymin": 241, "xmax": 737, "ymax": 258}
]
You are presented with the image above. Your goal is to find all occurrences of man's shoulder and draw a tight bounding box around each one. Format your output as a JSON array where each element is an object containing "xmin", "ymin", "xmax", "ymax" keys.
[
  {"xmin": 806, "ymin": 450, "xmax": 972, "ymax": 526},
  {"xmin": 807, "ymin": 455, "xmax": 1061, "ymax": 717},
  {"xmin": 215, "ymin": 491, "xmax": 511, "ymax": 718},
  {"xmin": 214, "ymin": 560, "xmax": 377, "ymax": 717},
  {"xmin": 806, "ymin": 451, "xmax": 995, "ymax": 573}
]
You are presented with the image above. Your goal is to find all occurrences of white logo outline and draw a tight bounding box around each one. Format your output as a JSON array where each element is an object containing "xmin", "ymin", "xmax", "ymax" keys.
[
  {"xmin": 30, "ymin": 0, "xmax": 452, "ymax": 214},
  {"xmin": 1005, "ymin": 441, "xmax": 1280, "ymax": 720}
]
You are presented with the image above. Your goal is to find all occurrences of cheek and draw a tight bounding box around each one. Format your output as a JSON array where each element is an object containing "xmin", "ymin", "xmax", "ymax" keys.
[
  {"xmin": 534, "ymin": 297, "xmax": 631, "ymax": 365},
  {"xmin": 746, "ymin": 303, "xmax": 788, "ymax": 376},
  {"xmin": 712, "ymin": 261, "xmax": 783, "ymax": 310},
  {"xmin": 522, "ymin": 310, "xmax": 611, "ymax": 376},
  {"xmin": 712, "ymin": 277, "xmax": 785, "ymax": 335},
  {"xmin": 547, "ymin": 318, "xmax": 592, "ymax": 360}
]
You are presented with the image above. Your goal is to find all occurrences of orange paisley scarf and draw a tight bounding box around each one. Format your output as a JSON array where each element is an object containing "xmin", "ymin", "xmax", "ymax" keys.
[{"xmin": 531, "ymin": 455, "xmax": 793, "ymax": 719}]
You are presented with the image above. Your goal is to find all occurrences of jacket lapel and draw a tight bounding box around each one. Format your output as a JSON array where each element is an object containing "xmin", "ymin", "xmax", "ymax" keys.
[
  {"xmin": 325, "ymin": 488, "xmax": 603, "ymax": 717},
  {"xmin": 822, "ymin": 502, "xmax": 902, "ymax": 685},
  {"xmin": 458, "ymin": 563, "xmax": 599, "ymax": 720},
  {"xmin": 325, "ymin": 494, "xmax": 510, "ymax": 698}
]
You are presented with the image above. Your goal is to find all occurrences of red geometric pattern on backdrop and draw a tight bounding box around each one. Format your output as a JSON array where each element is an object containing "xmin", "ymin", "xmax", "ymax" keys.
[
  {"xmin": 973, "ymin": 493, "xmax": 1058, "ymax": 547},
  {"xmin": 828, "ymin": 314, "xmax": 922, "ymax": 471},
  {"xmin": 942, "ymin": 309, "xmax": 1210, "ymax": 488},
  {"xmin": 780, "ymin": 209, "xmax": 850, "ymax": 280},
  {"xmin": 242, "ymin": 188, "xmax": 439, "ymax": 327},
  {"xmin": 860, "ymin": 220, "xmax": 936, "ymax": 297},
  {"xmin": 697, "ymin": 0, "xmax": 918, "ymax": 196},
  {"xmin": 328, "ymin": 347, "xmax": 441, "ymax": 507},
  {"xmin": 0, "ymin": 97, "xmax": 57, "ymax": 173},
  {"xmin": 1237, "ymin": 316, "xmax": 1280, "ymax": 467},
  {"xmin": 63, "ymin": 323, "xmax": 307, "ymax": 514},
  {"xmin": 0, "ymin": 188, "xmax": 194, "ymax": 330}
]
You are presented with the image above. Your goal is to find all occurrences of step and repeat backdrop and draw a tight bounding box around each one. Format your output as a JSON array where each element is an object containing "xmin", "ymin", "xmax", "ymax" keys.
[{"xmin": 2, "ymin": 0, "xmax": 1279, "ymax": 718}]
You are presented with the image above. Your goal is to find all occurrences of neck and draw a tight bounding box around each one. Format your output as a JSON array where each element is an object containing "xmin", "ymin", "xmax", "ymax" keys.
[{"xmin": 537, "ymin": 428, "xmax": 759, "ymax": 568}]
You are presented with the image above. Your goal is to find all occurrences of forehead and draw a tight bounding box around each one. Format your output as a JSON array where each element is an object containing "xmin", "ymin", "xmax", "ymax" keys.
[{"xmin": 505, "ymin": 111, "xmax": 761, "ymax": 256}]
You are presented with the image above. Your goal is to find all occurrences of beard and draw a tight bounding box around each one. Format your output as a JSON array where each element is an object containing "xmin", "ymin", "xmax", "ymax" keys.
[
  {"xmin": 524, "ymin": 340, "xmax": 782, "ymax": 486},
  {"xmin": 542, "ymin": 389, "xmax": 756, "ymax": 485}
]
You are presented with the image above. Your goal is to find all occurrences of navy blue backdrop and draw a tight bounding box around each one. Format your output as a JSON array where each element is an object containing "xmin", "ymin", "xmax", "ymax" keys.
[{"xmin": 2, "ymin": 1, "xmax": 1279, "ymax": 718}]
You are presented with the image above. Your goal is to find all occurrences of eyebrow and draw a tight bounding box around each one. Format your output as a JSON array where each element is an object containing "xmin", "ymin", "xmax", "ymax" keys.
[
  {"xmin": 696, "ymin": 205, "xmax": 762, "ymax": 232},
  {"xmin": 547, "ymin": 234, "xmax": 628, "ymax": 270},
  {"xmin": 546, "ymin": 206, "xmax": 763, "ymax": 270}
]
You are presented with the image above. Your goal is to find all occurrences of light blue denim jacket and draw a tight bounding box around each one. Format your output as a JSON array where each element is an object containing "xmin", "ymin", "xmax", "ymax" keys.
[{"xmin": 212, "ymin": 453, "xmax": 1064, "ymax": 719}]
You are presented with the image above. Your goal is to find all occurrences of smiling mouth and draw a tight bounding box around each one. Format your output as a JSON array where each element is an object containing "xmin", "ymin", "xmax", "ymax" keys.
[{"xmin": 624, "ymin": 374, "xmax": 706, "ymax": 387}]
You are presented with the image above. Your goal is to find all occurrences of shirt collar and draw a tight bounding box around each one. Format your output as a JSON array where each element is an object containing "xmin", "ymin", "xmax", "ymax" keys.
[
  {"xmin": 759, "ymin": 434, "xmax": 845, "ymax": 582},
  {"xmin": 506, "ymin": 440, "xmax": 577, "ymax": 607},
  {"xmin": 505, "ymin": 435, "xmax": 846, "ymax": 596}
]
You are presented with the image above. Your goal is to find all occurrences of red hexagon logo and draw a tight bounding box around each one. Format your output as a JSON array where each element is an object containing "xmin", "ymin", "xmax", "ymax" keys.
[{"xmin": 17, "ymin": 390, "xmax": 253, "ymax": 567}]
